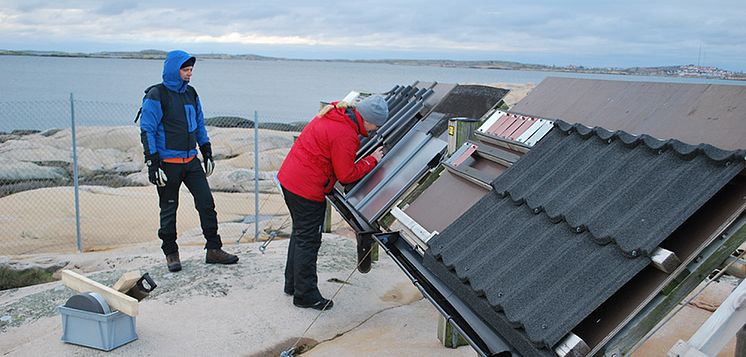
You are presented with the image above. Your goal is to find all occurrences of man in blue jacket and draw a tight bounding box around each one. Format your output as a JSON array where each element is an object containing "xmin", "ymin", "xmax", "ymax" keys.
[{"xmin": 140, "ymin": 50, "xmax": 238, "ymax": 272}]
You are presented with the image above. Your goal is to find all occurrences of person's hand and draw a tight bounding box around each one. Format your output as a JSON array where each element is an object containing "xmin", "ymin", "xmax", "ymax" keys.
[
  {"xmin": 146, "ymin": 154, "xmax": 167, "ymax": 187},
  {"xmin": 200, "ymin": 142, "xmax": 215, "ymax": 177},
  {"xmin": 371, "ymin": 147, "xmax": 384, "ymax": 162},
  {"xmin": 204, "ymin": 158, "xmax": 215, "ymax": 177}
]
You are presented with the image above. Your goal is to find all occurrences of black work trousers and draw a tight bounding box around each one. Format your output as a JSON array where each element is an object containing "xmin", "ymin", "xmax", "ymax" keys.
[
  {"xmin": 157, "ymin": 158, "xmax": 222, "ymax": 256},
  {"xmin": 282, "ymin": 186, "xmax": 326, "ymax": 304}
]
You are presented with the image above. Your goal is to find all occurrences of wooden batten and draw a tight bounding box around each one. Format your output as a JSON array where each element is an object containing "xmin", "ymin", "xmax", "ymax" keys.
[
  {"xmin": 651, "ymin": 248, "xmax": 681, "ymax": 274},
  {"xmin": 61, "ymin": 270, "xmax": 139, "ymax": 317},
  {"xmin": 555, "ymin": 332, "xmax": 591, "ymax": 357},
  {"xmin": 112, "ymin": 270, "xmax": 142, "ymax": 293}
]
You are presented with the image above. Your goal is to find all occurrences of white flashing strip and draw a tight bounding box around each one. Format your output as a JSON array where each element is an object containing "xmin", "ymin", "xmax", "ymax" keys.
[
  {"xmin": 523, "ymin": 119, "xmax": 555, "ymax": 147},
  {"xmin": 477, "ymin": 110, "xmax": 506, "ymax": 134},
  {"xmin": 390, "ymin": 207, "xmax": 438, "ymax": 243}
]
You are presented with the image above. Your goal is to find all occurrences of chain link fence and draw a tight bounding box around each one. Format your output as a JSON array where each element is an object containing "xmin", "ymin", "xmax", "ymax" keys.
[{"xmin": 0, "ymin": 98, "xmax": 349, "ymax": 256}]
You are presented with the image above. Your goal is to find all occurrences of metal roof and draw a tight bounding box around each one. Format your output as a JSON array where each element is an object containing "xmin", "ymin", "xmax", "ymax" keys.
[
  {"xmin": 425, "ymin": 121, "xmax": 746, "ymax": 356},
  {"xmin": 509, "ymin": 77, "xmax": 746, "ymax": 150}
]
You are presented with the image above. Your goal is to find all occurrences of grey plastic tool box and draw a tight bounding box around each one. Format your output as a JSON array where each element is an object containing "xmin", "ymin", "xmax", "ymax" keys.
[{"xmin": 57, "ymin": 305, "xmax": 137, "ymax": 351}]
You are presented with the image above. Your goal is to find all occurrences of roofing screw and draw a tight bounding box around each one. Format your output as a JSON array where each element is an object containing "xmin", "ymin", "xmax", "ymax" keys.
[
  {"xmin": 541, "ymin": 324, "xmax": 547, "ymax": 329},
  {"xmin": 575, "ymin": 226, "xmax": 583, "ymax": 233},
  {"xmin": 657, "ymin": 149, "xmax": 664, "ymax": 155},
  {"xmin": 498, "ymin": 292, "xmax": 504, "ymax": 297},
  {"xmin": 533, "ymin": 207, "xmax": 541, "ymax": 214},
  {"xmin": 607, "ymin": 139, "xmax": 613, "ymax": 144},
  {"xmin": 631, "ymin": 250, "xmax": 639, "ymax": 257}
]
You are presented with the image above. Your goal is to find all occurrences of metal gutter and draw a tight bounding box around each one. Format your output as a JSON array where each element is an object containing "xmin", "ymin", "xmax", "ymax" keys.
[{"xmin": 373, "ymin": 232, "xmax": 517, "ymax": 357}]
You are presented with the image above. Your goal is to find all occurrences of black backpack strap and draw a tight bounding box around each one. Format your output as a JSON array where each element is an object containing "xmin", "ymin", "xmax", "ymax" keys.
[
  {"xmin": 345, "ymin": 107, "xmax": 361, "ymax": 133},
  {"xmin": 135, "ymin": 84, "xmax": 169, "ymax": 123}
]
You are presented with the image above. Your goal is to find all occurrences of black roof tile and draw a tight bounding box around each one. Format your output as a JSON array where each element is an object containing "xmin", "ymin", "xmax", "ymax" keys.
[{"xmin": 425, "ymin": 121, "xmax": 745, "ymax": 355}]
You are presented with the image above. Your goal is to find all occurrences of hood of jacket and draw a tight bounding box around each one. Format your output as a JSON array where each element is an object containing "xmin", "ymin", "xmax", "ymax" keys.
[{"xmin": 162, "ymin": 50, "xmax": 194, "ymax": 93}]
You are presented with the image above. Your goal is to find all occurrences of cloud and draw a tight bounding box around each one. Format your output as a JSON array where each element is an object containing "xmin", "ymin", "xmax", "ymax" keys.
[{"xmin": 0, "ymin": 0, "xmax": 745, "ymax": 71}]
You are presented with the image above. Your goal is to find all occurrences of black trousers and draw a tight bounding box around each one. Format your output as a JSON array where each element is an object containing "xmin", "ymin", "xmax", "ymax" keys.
[
  {"xmin": 282, "ymin": 186, "xmax": 326, "ymax": 304},
  {"xmin": 157, "ymin": 158, "xmax": 222, "ymax": 255}
]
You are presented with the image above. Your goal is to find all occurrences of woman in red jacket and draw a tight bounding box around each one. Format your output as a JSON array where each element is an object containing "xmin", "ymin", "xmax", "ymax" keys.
[{"xmin": 277, "ymin": 95, "xmax": 388, "ymax": 310}]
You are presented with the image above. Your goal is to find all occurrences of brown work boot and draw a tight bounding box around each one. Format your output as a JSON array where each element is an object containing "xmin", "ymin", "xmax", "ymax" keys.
[
  {"xmin": 166, "ymin": 252, "xmax": 181, "ymax": 272},
  {"xmin": 205, "ymin": 248, "xmax": 239, "ymax": 265}
]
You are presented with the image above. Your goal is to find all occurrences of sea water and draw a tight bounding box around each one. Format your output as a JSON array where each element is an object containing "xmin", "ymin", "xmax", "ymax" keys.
[{"xmin": 0, "ymin": 55, "xmax": 743, "ymax": 131}]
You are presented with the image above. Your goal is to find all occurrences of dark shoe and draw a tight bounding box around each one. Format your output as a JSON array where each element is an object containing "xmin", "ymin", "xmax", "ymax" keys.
[
  {"xmin": 166, "ymin": 252, "xmax": 181, "ymax": 272},
  {"xmin": 205, "ymin": 248, "xmax": 239, "ymax": 265},
  {"xmin": 294, "ymin": 298, "xmax": 333, "ymax": 311}
]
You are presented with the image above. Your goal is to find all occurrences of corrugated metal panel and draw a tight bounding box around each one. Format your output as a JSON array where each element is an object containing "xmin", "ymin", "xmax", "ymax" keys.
[
  {"xmin": 424, "ymin": 121, "xmax": 746, "ymax": 356},
  {"xmin": 346, "ymin": 114, "xmax": 447, "ymax": 222},
  {"xmin": 510, "ymin": 77, "xmax": 746, "ymax": 150}
]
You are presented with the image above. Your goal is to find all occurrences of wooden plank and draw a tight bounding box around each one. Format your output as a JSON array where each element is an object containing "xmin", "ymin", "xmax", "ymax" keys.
[
  {"xmin": 112, "ymin": 270, "xmax": 142, "ymax": 293},
  {"xmin": 61, "ymin": 270, "xmax": 138, "ymax": 317},
  {"xmin": 555, "ymin": 333, "xmax": 591, "ymax": 357},
  {"xmin": 651, "ymin": 248, "xmax": 681, "ymax": 274}
]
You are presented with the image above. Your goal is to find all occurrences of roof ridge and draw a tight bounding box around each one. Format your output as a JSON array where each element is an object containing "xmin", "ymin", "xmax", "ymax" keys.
[{"xmin": 553, "ymin": 119, "xmax": 746, "ymax": 163}]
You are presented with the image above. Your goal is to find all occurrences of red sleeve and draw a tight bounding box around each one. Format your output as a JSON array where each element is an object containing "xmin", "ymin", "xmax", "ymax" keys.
[{"xmin": 330, "ymin": 134, "xmax": 378, "ymax": 184}]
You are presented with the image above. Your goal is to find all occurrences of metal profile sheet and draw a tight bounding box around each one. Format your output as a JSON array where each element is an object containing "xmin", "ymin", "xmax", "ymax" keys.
[
  {"xmin": 477, "ymin": 110, "xmax": 507, "ymax": 134},
  {"xmin": 516, "ymin": 119, "xmax": 554, "ymax": 145},
  {"xmin": 509, "ymin": 77, "xmax": 746, "ymax": 150},
  {"xmin": 488, "ymin": 113, "xmax": 520, "ymax": 136},
  {"xmin": 449, "ymin": 142, "xmax": 478, "ymax": 167},
  {"xmin": 345, "ymin": 115, "xmax": 447, "ymax": 223},
  {"xmin": 506, "ymin": 116, "xmax": 538, "ymax": 140},
  {"xmin": 404, "ymin": 170, "xmax": 491, "ymax": 238},
  {"xmin": 500, "ymin": 117, "xmax": 525, "ymax": 138}
]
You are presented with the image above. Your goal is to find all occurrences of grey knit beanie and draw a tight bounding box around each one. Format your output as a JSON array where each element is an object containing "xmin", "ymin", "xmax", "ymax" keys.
[{"xmin": 356, "ymin": 95, "xmax": 388, "ymax": 126}]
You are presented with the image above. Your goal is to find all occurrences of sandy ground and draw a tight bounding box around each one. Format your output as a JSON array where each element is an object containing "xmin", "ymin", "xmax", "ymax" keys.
[{"xmin": 0, "ymin": 235, "xmax": 477, "ymax": 356}]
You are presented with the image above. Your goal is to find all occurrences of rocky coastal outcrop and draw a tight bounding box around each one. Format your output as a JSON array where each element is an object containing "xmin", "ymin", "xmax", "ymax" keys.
[{"xmin": 0, "ymin": 125, "xmax": 298, "ymax": 197}]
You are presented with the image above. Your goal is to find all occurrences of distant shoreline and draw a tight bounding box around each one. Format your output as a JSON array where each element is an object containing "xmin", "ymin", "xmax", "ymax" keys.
[{"xmin": 2, "ymin": 49, "xmax": 744, "ymax": 81}]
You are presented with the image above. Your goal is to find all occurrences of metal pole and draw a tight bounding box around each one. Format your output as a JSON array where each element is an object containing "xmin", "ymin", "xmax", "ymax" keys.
[
  {"xmin": 70, "ymin": 93, "xmax": 82, "ymax": 252},
  {"xmin": 254, "ymin": 111, "xmax": 260, "ymax": 242}
]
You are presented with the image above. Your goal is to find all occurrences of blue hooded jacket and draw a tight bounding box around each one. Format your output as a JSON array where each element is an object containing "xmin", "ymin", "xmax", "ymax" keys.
[{"xmin": 139, "ymin": 50, "xmax": 209, "ymax": 160}]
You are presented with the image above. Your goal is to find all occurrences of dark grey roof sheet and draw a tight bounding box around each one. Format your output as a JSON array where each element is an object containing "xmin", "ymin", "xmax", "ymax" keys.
[
  {"xmin": 509, "ymin": 77, "xmax": 746, "ymax": 150},
  {"xmin": 425, "ymin": 121, "xmax": 745, "ymax": 355}
]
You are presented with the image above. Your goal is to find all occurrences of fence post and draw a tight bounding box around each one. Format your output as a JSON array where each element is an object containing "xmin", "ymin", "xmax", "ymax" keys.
[
  {"xmin": 70, "ymin": 93, "xmax": 82, "ymax": 253},
  {"xmin": 254, "ymin": 111, "xmax": 260, "ymax": 242}
]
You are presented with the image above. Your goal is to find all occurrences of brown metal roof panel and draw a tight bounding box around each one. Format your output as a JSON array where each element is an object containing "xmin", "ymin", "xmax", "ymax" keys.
[
  {"xmin": 500, "ymin": 115, "xmax": 528, "ymax": 138},
  {"xmin": 404, "ymin": 170, "xmax": 490, "ymax": 233},
  {"xmin": 506, "ymin": 116, "xmax": 537, "ymax": 140},
  {"xmin": 490, "ymin": 113, "xmax": 520, "ymax": 136},
  {"xmin": 510, "ymin": 77, "xmax": 746, "ymax": 150}
]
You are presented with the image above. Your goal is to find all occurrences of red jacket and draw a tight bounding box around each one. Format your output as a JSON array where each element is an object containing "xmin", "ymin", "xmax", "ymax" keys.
[{"xmin": 278, "ymin": 104, "xmax": 378, "ymax": 202}]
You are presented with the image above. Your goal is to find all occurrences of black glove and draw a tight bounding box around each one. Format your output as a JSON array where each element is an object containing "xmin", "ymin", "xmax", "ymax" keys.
[
  {"xmin": 199, "ymin": 142, "xmax": 214, "ymax": 177},
  {"xmin": 145, "ymin": 153, "xmax": 167, "ymax": 187}
]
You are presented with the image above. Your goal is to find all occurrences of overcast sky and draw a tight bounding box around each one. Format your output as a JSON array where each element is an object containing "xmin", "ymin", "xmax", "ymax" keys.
[{"xmin": 1, "ymin": 1, "xmax": 745, "ymax": 71}]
